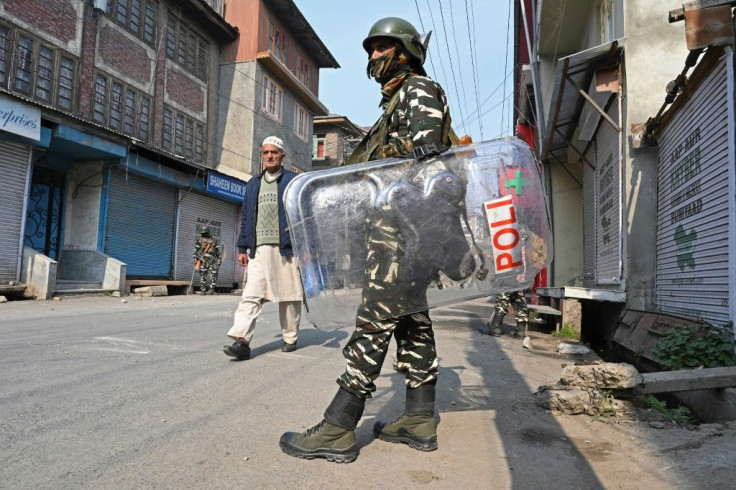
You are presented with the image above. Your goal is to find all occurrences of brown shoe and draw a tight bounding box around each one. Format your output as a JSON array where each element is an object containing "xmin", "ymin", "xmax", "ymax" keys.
[{"xmin": 281, "ymin": 342, "xmax": 297, "ymax": 353}]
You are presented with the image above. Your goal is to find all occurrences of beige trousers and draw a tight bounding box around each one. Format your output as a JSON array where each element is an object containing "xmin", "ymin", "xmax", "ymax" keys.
[
  {"xmin": 226, "ymin": 245, "xmax": 302, "ymax": 345},
  {"xmin": 227, "ymin": 296, "xmax": 301, "ymax": 345}
]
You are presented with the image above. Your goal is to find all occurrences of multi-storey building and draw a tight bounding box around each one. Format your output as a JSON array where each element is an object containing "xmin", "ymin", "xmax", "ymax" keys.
[
  {"xmin": 216, "ymin": 0, "xmax": 338, "ymax": 177},
  {"xmin": 0, "ymin": 0, "xmax": 335, "ymax": 298},
  {"xmin": 311, "ymin": 114, "xmax": 365, "ymax": 170}
]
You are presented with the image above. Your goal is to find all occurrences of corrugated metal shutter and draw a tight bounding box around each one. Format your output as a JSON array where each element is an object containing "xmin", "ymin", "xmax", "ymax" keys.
[
  {"xmin": 655, "ymin": 52, "xmax": 733, "ymax": 325},
  {"xmin": 594, "ymin": 101, "xmax": 622, "ymax": 284},
  {"xmin": 105, "ymin": 168, "xmax": 176, "ymax": 277},
  {"xmin": 582, "ymin": 149, "xmax": 596, "ymax": 279},
  {"xmin": 174, "ymin": 191, "xmax": 240, "ymax": 287},
  {"xmin": 0, "ymin": 140, "xmax": 31, "ymax": 283}
]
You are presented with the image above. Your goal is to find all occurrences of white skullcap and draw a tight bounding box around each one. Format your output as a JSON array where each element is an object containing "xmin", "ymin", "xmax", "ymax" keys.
[{"xmin": 262, "ymin": 136, "xmax": 284, "ymax": 151}]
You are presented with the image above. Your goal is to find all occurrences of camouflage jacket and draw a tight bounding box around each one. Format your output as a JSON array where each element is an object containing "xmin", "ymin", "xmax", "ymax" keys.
[
  {"xmin": 351, "ymin": 74, "xmax": 453, "ymax": 322},
  {"xmin": 347, "ymin": 74, "xmax": 452, "ymax": 164},
  {"xmin": 193, "ymin": 236, "xmax": 222, "ymax": 262}
]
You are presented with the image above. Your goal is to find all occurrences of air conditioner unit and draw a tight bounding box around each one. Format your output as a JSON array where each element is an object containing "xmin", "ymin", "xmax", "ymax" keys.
[{"xmin": 93, "ymin": 0, "xmax": 108, "ymax": 12}]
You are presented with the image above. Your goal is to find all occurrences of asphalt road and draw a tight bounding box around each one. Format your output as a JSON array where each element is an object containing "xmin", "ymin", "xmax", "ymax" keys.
[{"xmin": 1, "ymin": 293, "xmax": 735, "ymax": 489}]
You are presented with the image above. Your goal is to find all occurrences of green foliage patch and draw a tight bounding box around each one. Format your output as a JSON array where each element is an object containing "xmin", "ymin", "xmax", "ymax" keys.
[{"xmin": 651, "ymin": 323, "xmax": 736, "ymax": 371}]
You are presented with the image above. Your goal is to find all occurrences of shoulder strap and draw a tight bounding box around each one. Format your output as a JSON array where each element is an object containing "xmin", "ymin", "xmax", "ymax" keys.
[{"xmin": 345, "ymin": 89, "xmax": 404, "ymax": 165}]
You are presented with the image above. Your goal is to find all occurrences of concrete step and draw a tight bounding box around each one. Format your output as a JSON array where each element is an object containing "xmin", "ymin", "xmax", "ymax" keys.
[
  {"xmin": 55, "ymin": 280, "xmax": 103, "ymax": 290},
  {"xmin": 51, "ymin": 289, "xmax": 114, "ymax": 296}
]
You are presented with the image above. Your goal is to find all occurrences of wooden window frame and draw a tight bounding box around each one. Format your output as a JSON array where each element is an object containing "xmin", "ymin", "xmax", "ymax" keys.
[
  {"xmin": 161, "ymin": 104, "xmax": 207, "ymax": 163},
  {"xmin": 2, "ymin": 24, "xmax": 79, "ymax": 112},
  {"xmin": 313, "ymin": 133, "xmax": 326, "ymax": 160},
  {"xmin": 93, "ymin": 71, "xmax": 151, "ymax": 141},
  {"xmin": 268, "ymin": 22, "xmax": 287, "ymax": 64},
  {"xmin": 166, "ymin": 16, "xmax": 209, "ymax": 81},
  {"xmin": 294, "ymin": 102, "xmax": 309, "ymax": 142},
  {"xmin": 261, "ymin": 73, "xmax": 283, "ymax": 121},
  {"xmin": 296, "ymin": 52, "xmax": 310, "ymax": 88},
  {"xmin": 108, "ymin": 0, "xmax": 157, "ymax": 46}
]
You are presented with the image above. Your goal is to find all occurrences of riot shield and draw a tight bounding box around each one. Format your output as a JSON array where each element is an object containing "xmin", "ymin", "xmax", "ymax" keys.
[{"xmin": 284, "ymin": 138, "xmax": 552, "ymax": 330}]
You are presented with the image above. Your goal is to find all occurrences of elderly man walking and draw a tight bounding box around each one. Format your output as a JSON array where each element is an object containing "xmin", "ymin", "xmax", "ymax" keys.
[{"xmin": 223, "ymin": 136, "xmax": 302, "ymax": 361}]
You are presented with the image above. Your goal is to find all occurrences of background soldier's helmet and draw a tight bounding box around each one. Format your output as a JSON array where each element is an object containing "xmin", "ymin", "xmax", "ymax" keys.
[
  {"xmin": 362, "ymin": 17, "xmax": 427, "ymax": 65},
  {"xmin": 200, "ymin": 227, "xmax": 212, "ymax": 237}
]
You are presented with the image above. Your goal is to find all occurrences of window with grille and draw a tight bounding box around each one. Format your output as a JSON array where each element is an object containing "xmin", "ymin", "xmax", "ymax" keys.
[
  {"xmin": 166, "ymin": 17, "xmax": 209, "ymax": 81},
  {"xmin": 0, "ymin": 25, "xmax": 9, "ymax": 84},
  {"xmin": 600, "ymin": 0, "xmax": 616, "ymax": 44},
  {"xmin": 313, "ymin": 134, "xmax": 326, "ymax": 160},
  {"xmin": 2, "ymin": 24, "xmax": 78, "ymax": 111},
  {"xmin": 107, "ymin": 0, "xmax": 156, "ymax": 46},
  {"xmin": 262, "ymin": 73, "xmax": 283, "ymax": 121},
  {"xmin": 296, "ymin": 52, "xmax": 310, "ymax": 87},
  {"xmin": 162, "ymin": 105, "xmax": 207, "ymax": 163},
  {"xmin": 93, "ymin": 71, "xmax": 151, "ymax": 141},
  {"xmin": 294, "ymin": 102, "xmax": 309, "ymax": 142},
  {"xmin": 268, "ymin": 22, "xmax": 287, "ymax": 64},
  {"xmin": 57, "ymin": 57, "xmax": 74, "ymax": 110}
]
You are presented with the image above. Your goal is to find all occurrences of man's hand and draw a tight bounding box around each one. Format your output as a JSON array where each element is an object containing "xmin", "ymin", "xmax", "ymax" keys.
[
  {"xmin": 194, "ymin": 260, "xmax": 201, "ymax": 271},
  {"xmin": 237, "ymin": 253, "xmax": 249, "ymax": 267}
]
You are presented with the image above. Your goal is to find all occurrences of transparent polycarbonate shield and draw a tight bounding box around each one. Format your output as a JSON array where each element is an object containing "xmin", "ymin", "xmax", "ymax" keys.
[{"xmin": 284, "ymin": 138, "xmax": 552, "ymax": 330}]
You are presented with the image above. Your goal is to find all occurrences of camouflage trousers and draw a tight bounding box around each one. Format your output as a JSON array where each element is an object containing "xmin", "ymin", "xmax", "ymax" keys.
[
  {"xmin": 494, "ymin": 290, "xmax": 528, "ymax": 323},
  {"xmin": 337, "ymin": 310, "xmax": 439, "ymax": 398},
  {"xmin": 198, "ymin": 259, "xmax": 220, "ymax": 292}
]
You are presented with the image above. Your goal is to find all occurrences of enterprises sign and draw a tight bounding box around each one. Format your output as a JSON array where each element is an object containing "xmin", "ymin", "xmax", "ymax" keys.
[
  {"xmin": 207, "ymin": 170, "xmax": 246, "ymax": 201},
  {"xmin": 0, "ymin": 94, "xmax": 41, "ymax": 141}
]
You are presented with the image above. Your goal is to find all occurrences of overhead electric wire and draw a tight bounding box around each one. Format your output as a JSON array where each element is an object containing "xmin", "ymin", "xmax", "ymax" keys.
[
  {"xmin": 446, "ymin": 0, "xmax": 473, "ymax": 137},
  {"xmin": 413, "ymin": 0, "xmax": 440, "ymax": 81},
  {"xmin": 458, "ymin": 69, "xmax": 514, "ymax": 128},
  {"xmin": 463, "ymin": 90, "xmax": 515, "ymax": 130},
  {"xmin": 464, "ymin": 0, "xmax": 483, "ymax": 141},
  {"xmin": 501, "ymin": 0, "xmax": 512, "ymax": 136},
  {"xmin": 435, "ymin": 0, "xmax": 468, "ymax": 135}
]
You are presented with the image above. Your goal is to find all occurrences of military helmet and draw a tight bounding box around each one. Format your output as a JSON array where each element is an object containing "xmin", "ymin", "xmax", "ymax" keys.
[
  {"xmin": 200, "ymin": 227, "xmax": 211, "ymax": 237},
  {"xmin": 363, "ymin": 17, "xmax": 427, "ymax": 65}
]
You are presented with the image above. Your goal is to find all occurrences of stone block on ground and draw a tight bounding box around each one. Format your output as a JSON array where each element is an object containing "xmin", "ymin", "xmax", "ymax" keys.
[
  {"xmin": 0, "ymin": 296, "xmax": 7, "ymax": 303},
  {"xmin": 535, "ymin": 385, "xmax": 591, "ymax": 414},
  {"xmin": 132, "ymin": 285, "xmax": 168, "ymax": 297},
  {"xmin": 561, "ymin": 362, "xmax": 642, "ymax": 389},
  {"xmin": 557, "ymin": 342, "xmax": 591, "ymax": 355}
]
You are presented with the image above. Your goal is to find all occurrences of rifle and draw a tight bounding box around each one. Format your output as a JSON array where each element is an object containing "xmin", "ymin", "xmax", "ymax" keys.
[{"xmin": 187, "ymin": 266, "xmax": 196, "ymax": 295}]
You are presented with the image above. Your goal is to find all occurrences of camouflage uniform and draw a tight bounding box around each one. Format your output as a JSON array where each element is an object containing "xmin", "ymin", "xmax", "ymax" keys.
[
  {"xmin": 193, "ymin": 233, "xmax": 222, "ymax": 294},
  {"xmin": 339, "ymin": 73, "xmax": 452, "ymax": 397},
  {"xmin": 494, "ymin": 290, "xmax": 529, "ymax": 324},
  {"xmin": 279, "ymin": 18, "xmax": 454, "ymax": 462}
]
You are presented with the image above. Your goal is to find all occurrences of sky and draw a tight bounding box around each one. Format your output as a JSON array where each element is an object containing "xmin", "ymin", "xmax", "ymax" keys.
[{"xmin": 295, "ymin": 0, "xmax": 516, "ymax": 144}]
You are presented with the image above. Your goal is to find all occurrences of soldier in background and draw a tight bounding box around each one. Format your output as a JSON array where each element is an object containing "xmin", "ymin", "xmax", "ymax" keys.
[
  {"xmin": 479, "ymin": 289, "xmax": 529, "ymax": 338},
  {"xmin": 193, "ymin": 227, "xmax": 223, "ymax": 295}
]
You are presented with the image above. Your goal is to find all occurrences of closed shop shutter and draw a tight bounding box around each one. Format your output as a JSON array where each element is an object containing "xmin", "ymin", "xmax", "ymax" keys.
[
  {"xmin": 655, "ymin": 51, "xmax": 734, "ymax": 325},
  {"xmin": 105, "ymin": 168, "xmax": 176, "ymax": 277},
  {"xmin": 594, "ymin": 101, "xmax": 622, "ymax": 284},
  {"xmin": 0, "ymin": 140, "xmax": 31, "ymax": 283},
  {"xmin": 175, "ymin": 191, "xmax": 240, "ymax": 287},
  {"xmin": 582, "ymin": 150, "xmax": 596, "ymax": 279}
]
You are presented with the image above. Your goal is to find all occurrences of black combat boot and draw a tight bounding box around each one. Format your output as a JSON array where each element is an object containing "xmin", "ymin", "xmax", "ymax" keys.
[
  {"xmin": 478, "ymin": 312, "xmax": 504, "ymax": 336},
  {"xmin": 373, "ymin": 382, "xmax": 438, "ymax": 451},
  {"xmin": 513, "ymin": 320, "xmax": 528, "ymax": 338},
  {"xmin": 280, "ymin": 388, "xmax": 365, "ymax": 463}
]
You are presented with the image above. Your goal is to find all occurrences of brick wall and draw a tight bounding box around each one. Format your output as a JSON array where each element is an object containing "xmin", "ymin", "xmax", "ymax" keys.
[
  {"xmin": 4, "ymin": 0, "xmax": 77, "ymax": 45},
  {"xmin": 98, "ymin": 26, "xmax": 153, "ymax": 86}
]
